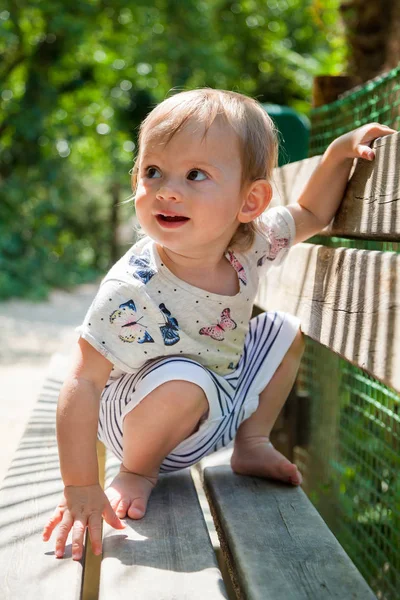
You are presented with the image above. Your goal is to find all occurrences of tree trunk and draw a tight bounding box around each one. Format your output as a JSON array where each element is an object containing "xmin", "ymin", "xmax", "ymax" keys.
[{"xmin": 340, "ymin": 0, "xmax": 400, "ymax": 82}]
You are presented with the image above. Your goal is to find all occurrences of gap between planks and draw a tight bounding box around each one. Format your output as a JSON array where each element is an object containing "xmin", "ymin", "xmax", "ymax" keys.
[
  {"xmin": 80, "ymin": 443, "xmax": 236, "ymax": 600},
  {"xmin": 81, "ymin": 441, "xmax": 106, "ymax": 600},
  {"xmin": 191, "ymin": 463, "xmax": 236, "ymax": 600}
]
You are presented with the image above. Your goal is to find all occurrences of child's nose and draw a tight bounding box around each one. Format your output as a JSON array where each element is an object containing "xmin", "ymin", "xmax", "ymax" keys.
[{"xmin": 156, "ymin": 185, "xmax": 182, "ymax": 202}]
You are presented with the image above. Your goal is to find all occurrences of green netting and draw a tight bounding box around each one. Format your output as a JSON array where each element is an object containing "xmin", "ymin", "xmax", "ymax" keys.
[
  {"xmin": 296, "ymin": 338, "xmax": 400, "ymax": 600},
  {"xmin": 309, "ymin": 236, "xmax": 400, "ymax": 254},
  {"xmin": 296, "ymin": 65, "xmax": 400, "ymax": 599},
  {"xmin": 309, "ymin": 64, "xmax": 400, "ymax": 156}
]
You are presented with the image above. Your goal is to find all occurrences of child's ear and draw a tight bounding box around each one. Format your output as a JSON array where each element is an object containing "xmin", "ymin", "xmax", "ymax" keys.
[{"xmin": 238, "ymin": 179, "xmax": 272, "ymax": 223}]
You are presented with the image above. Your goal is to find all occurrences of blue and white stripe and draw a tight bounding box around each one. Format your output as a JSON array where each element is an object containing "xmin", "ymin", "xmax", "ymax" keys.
[{"xmin": 98, "ymin": 311, "xmax": 300, "ymax": 472}]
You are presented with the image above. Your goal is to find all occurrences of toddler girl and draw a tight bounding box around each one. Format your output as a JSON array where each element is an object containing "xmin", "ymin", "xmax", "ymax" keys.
[{"xmin": 42, "ymin": 88, "xmax": 394, "ymax": 561}]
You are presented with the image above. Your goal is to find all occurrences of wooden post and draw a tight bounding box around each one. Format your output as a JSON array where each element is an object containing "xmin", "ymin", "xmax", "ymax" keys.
[
  {"xmin": 270, "ymin": 385, "xmax": 305, "ymax": 462},
  {"xmin": 312, "ymin": 75, "xmax": 361, "ymax": 107},
  {"xmin": 306, "ymin": 344, "xmax": 341, "ymax": 531}
]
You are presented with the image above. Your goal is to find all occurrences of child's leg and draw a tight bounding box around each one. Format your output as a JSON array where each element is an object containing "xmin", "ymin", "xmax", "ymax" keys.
[
  {"xmin": 231, "ymin": 328, "xmax": 305, "ymax": 485},
  {"xmin": 106, "ymin": 380, "xmax": 208, "ymax": 519}
]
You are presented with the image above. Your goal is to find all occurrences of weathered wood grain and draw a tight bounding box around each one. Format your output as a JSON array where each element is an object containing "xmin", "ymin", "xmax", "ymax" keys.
[
  {"xmin": 0, "ymin": 353, "xmax": 84, "ymax": 600},
  {"xmin": 256, "ymin": 243, "xmax": 400, "ymax": 392},
  {"xmin": 204, "ymin": 465, "xmax": 376, "ymax": 600},
  {"xmin": 99, "ymin": 453, "xmax": 227, "ymax": 600},
  {"xmin": 272, "ymin": 131, "xmax": 400, "ymax": 240},
  {"xmin": 272, "ymin": 154, "xmax": 322, "ymax": 208}
]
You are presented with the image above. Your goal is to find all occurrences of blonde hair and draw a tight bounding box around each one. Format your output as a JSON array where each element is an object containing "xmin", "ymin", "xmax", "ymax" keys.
[{"xmin": 131, "ymin": 88, "xmax": 278, "ymax": 252}]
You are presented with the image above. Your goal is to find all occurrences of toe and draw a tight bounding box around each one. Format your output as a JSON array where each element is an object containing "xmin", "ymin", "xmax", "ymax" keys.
[
  {"xmin": 290, "ymin": 469, "xmax": 303, "ymax": 486},
  {"xmin": 127, "ymin": 498, "xmax": 146, "ymax": 520},
  {"xmin": 105, "ymin": 488, "xmax": 120, "ymax": 511},
  {"xmin": 116, "ymin": 498, "xmax": 130, "ymax": 518},
  {"xmin": 108, "ymin": 497, "xmax": 120, "ymax": 513},
  {"xmin": 278, "ymin": 459, "xmax": 301, "ymax": 485},
  {"xmin": 282, "ymin": 462, "xmax": 302, "ymax": 486}
]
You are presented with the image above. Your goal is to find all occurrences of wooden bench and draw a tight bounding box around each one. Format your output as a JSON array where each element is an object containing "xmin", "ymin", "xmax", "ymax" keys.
[{"xmin": 2, "ymin": 131, "xmax": 398, "ymax": 600}]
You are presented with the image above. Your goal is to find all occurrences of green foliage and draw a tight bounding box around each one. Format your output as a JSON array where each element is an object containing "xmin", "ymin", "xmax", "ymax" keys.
[
  {"xmin": 0, "ymin": 0, "xmax": 346, "ymax": 300},
  {"xmin": 300, "ymin": 341, "xmax": 400, "ymax": 598}
]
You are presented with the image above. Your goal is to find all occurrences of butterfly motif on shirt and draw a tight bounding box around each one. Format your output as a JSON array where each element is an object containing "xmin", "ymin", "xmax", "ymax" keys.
[
  {"xmin": 227, "ymin": 250, "xmax": 247, "ymax": 285},
  {"xmin": 109, "ymin": 299, "xmax": 154, "ymax": 344},
  {"xmin": 129, "ymin": 249, "xmax": 156, "ymax": 284},
  {"xmin": 199, "ymin": 308, "xmax": 237, "ymax": 341},
  {"xmin": 257, "ymin": 228, "xmax": 290, "ymax": 267},
  {"xmin": 158, "ymin": 303, "xmax": 180, "ymax": 346}
]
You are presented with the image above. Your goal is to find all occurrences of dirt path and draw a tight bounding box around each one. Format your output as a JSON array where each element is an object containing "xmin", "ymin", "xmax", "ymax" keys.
[
  {"xmin": 0, "ymin": 279, "xmax": 229, "ymax": 559},
  {"xmin": 0, "ymin": 281, "xmax": 99, "ymax": 485}
]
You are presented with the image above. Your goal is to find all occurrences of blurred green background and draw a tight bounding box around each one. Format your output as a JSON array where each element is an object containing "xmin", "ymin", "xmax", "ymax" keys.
[
  {"xmin": 0, "ymin": 0, "xmax": 346, "ymax": 300},
  {"xmin": 2, "ymin": 4, "xmax": 400, "ymax": 597}
]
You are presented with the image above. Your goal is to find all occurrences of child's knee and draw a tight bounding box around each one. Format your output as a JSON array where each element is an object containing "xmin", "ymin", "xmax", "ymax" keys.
[
  {"xmin": 157, "ymin": 380, "xmax": 210, "ymax": 440},
  {"xmin": 277, "ymin": 329, "xmax": 305, "ymax": 369},
  {"xmin": 288, "ymin": 328, "xmax": 305, "ymax": 358},
  {"xmin": 121, "ymin": 380, "xmax": 209, "ymax": 471},
  {"xmin": 124, "ymin": 379, "xmax": 209, "ymax": 435},
  {"xmin": 158, "ymin": 380, "xmax": 209, "ymax": 421}
]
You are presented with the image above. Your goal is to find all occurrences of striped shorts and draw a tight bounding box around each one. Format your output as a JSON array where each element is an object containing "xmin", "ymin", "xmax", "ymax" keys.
[{"xmin": 98, "ymin": 311, "xmax": 301, "ymax": 473}]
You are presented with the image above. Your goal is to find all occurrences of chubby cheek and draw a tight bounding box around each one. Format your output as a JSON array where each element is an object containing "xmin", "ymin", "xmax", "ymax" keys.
[
  {"xmin": 200, "ymin": 197, "xmax": 240, "ymax": 229},
  {"xmin": 134, "ymin": 188, "xmax": 151, "ymax": 223}
]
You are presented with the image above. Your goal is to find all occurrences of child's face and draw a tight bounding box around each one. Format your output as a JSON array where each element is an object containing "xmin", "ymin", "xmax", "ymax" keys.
[{"xmin": 134, "ymin": 117, "xmax": 247, "ymax": 256}]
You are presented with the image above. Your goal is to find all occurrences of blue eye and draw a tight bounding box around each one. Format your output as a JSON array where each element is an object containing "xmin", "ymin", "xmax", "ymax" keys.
[
  {"xmin": 146, "ymin": 167, "xmax": 161, "ymax": 179},
  {"xmin": 187, "ymin": 169, "xmax": 207, "ymax": 181}
]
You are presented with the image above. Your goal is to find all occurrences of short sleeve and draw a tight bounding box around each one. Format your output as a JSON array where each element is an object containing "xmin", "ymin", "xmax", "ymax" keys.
[
  {"xmin": 250, "ymin": 206, "xmax": 296, "ymax": 273},
  {"xmin": 75, "ymin": 278, "xmax": 164, "ymax": 373}
]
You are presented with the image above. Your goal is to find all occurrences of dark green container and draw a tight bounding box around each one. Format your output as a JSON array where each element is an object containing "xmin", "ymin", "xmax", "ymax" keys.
[{"xmin": 262, "ymin": 103, "xmax": 310, "ymax": 166}]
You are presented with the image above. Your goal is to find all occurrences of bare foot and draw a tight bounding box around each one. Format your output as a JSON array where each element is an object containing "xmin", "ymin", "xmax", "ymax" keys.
[
  {"xmin": 105, "ymin": 465, "xmax": 158, "ymax": 520},
  {"xmin": 231, "ymin": 436, "xmax": 302, "ymax": 486}
]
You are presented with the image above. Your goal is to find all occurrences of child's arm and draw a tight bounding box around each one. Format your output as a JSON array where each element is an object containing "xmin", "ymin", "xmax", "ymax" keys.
[
  {"xmin": 286, "ymin": 123, "xmax": 397, "ymax": 244},
  {"xmin": 42, "ymin": 338, "xmax": 125, "ymax": 560}
]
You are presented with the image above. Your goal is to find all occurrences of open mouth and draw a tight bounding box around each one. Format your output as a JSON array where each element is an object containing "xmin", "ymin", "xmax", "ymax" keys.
[{"xmin": 157, "ymin": 214, "xmax": 189, "ymax": 222}]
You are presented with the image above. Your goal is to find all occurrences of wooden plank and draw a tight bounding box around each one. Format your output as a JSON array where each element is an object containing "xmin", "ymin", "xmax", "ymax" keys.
[
  {"xmin": 203, "ymin": 465, "xmax": 376, "ymax": 600},
  {"xmin": 300, "ymin": 344, "xmax": 341, "ymax": 527},
  {"xmin": 99, "ymin": 452, "xmax": 228, "ymax": 600},
  {"xmin": 80, "ymin": 441, "xmax": 107, "ymax": 600},
  {"xmin": 272, "ymin": 131, "xmax": 400, "ymax": 240},
  {"xmin": 255, "ymin": 243, "xmax": 400, "ymax": 392},
  {"xmin": 0, "ymin": 353, "xmax": 84, "ymax": 600},
  {"xmin": 272, "ymin": 154, "xmax": 322, "ymax": 209}
]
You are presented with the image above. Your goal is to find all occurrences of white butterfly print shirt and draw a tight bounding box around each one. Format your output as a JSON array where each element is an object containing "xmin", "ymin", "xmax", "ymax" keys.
[{"xmin": 76, "ymin": 207, "xmax": 296, "ymax": 376}]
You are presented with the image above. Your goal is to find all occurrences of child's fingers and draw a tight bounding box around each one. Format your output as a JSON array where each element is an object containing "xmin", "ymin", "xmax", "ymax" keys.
[
  {"xmin": 376, "ymin": 124, "xmax": 396, "ymax": 132},
  {"xmin": 87, "ymin": 513, "xmax": 104, "ymax": 556},
  {"xmin": 355, "ymin": 124, "xmax": 395, "ymax": 145},
  {"xmin": 55, "ymin": 512, "xmax": 73, "ymax": 558},
  {"xmin": 42, "ymin": 505, "xmax": 64, "ymax": 541},
  {"xmin": 356, "ymin": 144, "xmax": 375, "ymax": 161},
  {"xmin": 72, "ymin": 518, "xmax": 87, "ymax": 561},
  {"xmin": 103, "ymin": 499, "xmax": 126, "ymax": 530},
  {"xmin": 362, "ymin": 123, "xmax": 397, "ymax": 136},
  {"xmin": 356, "ymin": 124, "xmax": 397, "ymax": 159}
]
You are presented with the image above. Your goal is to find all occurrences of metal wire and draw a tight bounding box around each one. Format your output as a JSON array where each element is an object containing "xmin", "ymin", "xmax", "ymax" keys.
[
  {"xmin": 309, "ymin": 64, "xmax": 400, "ymax": 157},
  {"xmin": 297, "ymin": 337, "xmax": 400, "ymax": 600}
]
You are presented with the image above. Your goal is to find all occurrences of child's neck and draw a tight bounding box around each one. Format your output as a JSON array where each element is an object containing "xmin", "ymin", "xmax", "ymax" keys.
[{"xmin": 157, "ymin": 245, "xmax": 239, "ymax": 296}]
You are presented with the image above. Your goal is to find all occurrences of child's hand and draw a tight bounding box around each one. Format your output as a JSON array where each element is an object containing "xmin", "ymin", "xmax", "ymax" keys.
[
  {"xmin": 328, "ymin": 123, "xmax": 397, "ymax": 162},
  {"xmin": 42, "ymin": 484, "xmax": 125, "ymax": 560}
]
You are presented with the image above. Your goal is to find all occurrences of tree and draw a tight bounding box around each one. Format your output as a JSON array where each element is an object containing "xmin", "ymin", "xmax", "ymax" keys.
[
  {"xmin": 340, "ymin": 0, "xmax": 400, "ymax": 82},
  {"xmin": 0, "ymin": 0, "xmax": 346, "ymax": 299}
]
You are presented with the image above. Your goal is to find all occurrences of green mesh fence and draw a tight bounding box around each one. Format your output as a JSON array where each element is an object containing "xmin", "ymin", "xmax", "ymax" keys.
[
  {"xmin": 295, "ymin": 65, "xmax": 400, "ymax": 599},
  {"xmin": 309, "ymin": 236, "xmax": 400, "ymax": 254},
  {"xmin": 309, "ymin": 64, "xmax": 400, "ymax": 157},
  {"xmin": 296, "ymin": 339, "xmax": 400, "ymax": 600}
]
